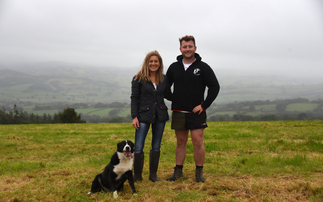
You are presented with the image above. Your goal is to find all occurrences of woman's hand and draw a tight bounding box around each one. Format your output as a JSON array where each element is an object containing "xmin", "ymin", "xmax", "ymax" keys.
[{"xmin": 132, "ymin": 117, "xmax": 139, "ymax": 130}]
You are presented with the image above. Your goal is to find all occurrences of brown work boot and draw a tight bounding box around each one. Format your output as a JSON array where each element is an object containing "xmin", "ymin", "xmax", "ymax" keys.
[
  {"xmin": 195, "ymin": 167, "xmax": 205, "ymax": 182},
  {"xmin": 166, "ymin": 166, "xmax": 183, "ymax": 181}
]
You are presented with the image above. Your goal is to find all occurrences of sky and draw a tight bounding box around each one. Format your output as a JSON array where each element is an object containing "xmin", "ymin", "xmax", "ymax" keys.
[{"xmin": 0, "ymin": 0, "xmax": 322, "ymax": 78}]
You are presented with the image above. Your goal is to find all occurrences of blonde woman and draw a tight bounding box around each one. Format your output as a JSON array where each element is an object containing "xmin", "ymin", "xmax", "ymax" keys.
[{"xmin": 130, "ymin": 50, "xmax": 171, "ymax": 182}]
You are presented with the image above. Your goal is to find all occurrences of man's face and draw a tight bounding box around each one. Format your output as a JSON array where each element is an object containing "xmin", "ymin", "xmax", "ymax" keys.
[{"xmin": 180, "ymin": 40, "xmax": 196, "ymax": 60}]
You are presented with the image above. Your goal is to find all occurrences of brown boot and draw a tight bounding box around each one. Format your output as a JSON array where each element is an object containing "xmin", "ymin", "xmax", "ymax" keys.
[
  {"xmin": 166, "ymin": 166, "xmax": 183, "ymax": 181},
  {"xmin": 196, "ymin": 167, "xmax": 205, "ymax": 182},
  {"xmin": 149, "ymin": 151, "xmax": 161, "ymax": 182},
  {"xmin": 133, "ymin": 153, "xmax": 144, "ymax": 182}
]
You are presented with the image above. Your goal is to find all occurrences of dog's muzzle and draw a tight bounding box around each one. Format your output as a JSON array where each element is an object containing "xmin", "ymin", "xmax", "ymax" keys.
[{"xmin": 123, "ymin": 145, "xmax": 134, "ymax": 158}]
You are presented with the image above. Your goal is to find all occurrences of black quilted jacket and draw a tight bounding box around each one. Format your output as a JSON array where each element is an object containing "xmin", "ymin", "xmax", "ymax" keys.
[{"xmin": 130, "ymin": 75, "xmax": 171, "ymax": 123}]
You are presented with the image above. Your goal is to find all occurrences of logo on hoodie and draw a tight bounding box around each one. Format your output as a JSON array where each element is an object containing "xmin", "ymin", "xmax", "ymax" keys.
[{"xmin": 193, "ymin": 68, "xmax": 200, "ymax": 76}]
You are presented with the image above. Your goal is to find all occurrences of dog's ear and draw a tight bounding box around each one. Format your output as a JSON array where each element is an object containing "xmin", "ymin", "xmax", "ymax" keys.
[
  {"xmin": 128, "ymin": 140, "xmax": 134, "ymax": 148},
  {"xmin": 117, "ymin": 142, "xmax": 122, "ymax": 150}
]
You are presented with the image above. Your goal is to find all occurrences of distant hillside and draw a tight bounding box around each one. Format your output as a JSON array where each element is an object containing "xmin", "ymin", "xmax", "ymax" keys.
[
  {"xmin": 0, "ymin": 63, "xmax": 135, "ymax": 104},
  {"xmin": 0, "ymin": 62, "xmax": 322, "ymax": 105}
]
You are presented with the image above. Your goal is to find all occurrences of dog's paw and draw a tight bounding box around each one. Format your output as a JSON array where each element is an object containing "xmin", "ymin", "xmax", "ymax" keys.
[
  {"xmin": 113, "ymin": 191, "xmax": 118, "ymax": 199},
  {"xmin": 87, "ymin": 192, "xmax": 91, "ymax": 196},
  {"xmin": 132, "ymin": 192, "xmax": 138, "ymax": 196}
]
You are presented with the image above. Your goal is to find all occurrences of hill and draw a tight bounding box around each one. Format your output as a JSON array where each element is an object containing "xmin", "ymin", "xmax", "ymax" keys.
[
  {"xmin": 0, "ymin": 62, "xmax": 322, "ymax": 105},
  {"xmin": 0, "ymin": 63, "xmax": 134, "ymax": 104}
]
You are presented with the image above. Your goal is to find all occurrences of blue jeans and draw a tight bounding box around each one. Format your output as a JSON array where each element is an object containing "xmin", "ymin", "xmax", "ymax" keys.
[{"xmin": 134, "ymin": 121, "xmax": 166, "ymax": 153}]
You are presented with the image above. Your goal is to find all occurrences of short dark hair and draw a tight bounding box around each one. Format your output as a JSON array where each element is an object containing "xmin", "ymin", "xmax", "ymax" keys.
[{"xmin": 179, "ymin": 35, "xmax": 195, "ymax": 46}]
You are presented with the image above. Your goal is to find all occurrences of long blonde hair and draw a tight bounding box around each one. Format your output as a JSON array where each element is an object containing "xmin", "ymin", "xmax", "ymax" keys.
[{"xmin": 134, "ymin": 50, "xmax": 164, "ymax": 85}]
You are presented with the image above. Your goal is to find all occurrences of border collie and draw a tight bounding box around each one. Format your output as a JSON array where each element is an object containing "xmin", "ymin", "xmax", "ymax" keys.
[{"xmin": 88, "ymin": 140, "xmax": 137, "ymax": 199}]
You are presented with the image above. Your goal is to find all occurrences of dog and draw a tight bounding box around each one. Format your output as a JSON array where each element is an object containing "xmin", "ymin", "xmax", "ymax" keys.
[{"xmin": 88, "ymin": 140, "xmax": 137, "ymax": 199}]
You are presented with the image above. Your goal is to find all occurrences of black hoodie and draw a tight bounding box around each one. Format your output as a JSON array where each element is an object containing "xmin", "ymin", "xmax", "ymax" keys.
[{"xmin": 166, "ymin": 53, "xmax": 220, "ymax": 112}]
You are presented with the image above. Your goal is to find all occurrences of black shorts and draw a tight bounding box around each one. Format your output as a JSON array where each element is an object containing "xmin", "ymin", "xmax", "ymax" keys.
[{"xmin": 171, "ymin": 111, "xmax": 208, "ymax": 130}]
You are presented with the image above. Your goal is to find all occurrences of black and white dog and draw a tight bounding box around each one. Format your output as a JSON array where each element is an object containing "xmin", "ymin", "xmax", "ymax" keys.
[{"xmin": 88, "ymin": 140, "xmax": 137, "ymax": 199}]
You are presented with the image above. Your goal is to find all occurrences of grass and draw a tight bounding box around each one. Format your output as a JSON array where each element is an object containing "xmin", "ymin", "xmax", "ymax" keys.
[
  {"xmin": 286, "ymin": 103, "xmax": 318, "ymax": 112},
  {"xmin": 76, "ymin": 108, "xmax": 113, "ymax": 116},
  {"xmin": 14, "ymin": 100, "xmax": 321, "ymax": 119},
  {"xmin": 254, "ymin": 104, "xmax": 277, "ymax": 111},
  {"xmin": 1, "ymin": 121, "xmax": 323, "ymax": 201}
]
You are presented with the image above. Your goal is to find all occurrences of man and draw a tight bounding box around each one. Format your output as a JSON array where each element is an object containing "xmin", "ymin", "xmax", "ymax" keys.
[{"xmin": 166, "ymin": 35, "xmax": 220, "ymax": 182}]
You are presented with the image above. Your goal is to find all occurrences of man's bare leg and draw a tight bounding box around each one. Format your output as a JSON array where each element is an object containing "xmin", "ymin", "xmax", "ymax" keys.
[
  {"xmin": 191, "ymin": 128, "xmax": 205, "ymax": 166},
  {"xmin": 167, "ymin": 130, "xmax": 188, "ymax": 181},
  {"xmin": 191, "ymin": 128, "xmax": 205, "ymax": 182},
  {"xmin": 175, "ymin": 130, "xmax": 189, "ymax": 165}
]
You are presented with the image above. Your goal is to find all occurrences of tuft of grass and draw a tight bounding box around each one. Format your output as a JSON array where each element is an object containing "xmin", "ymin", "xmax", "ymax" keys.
[{"xmin": 1, "ymin": 121, "xmax": 323, "ymax": 201}]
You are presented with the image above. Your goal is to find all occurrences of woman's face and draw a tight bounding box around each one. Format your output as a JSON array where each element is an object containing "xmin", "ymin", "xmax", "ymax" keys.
[{"xmin": 148, "ymin": 55, "xmax": 160, "ymax": 73}]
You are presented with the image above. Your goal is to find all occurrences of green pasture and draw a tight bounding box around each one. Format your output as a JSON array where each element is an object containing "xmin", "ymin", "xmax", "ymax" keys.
[
  {"xmin": 5, "ymin": 100, "xmax": 322, "ymax": 122},
  {"xmin": 76, "ymin": 108, "xmax": 112, "ymax": 116},
  {"xmin": 1, "ymin": 84, "xmax": 31, "ymax": 93},
  {"xmin": 254, "ymin": 104, "xmax": 276, "ymax": 111},
  {"xmin": 1, "ymin": 121, "xmax": 323, "ymax": 201},
  {"xmin": 209, "ymin": 111, "xmax": 236, "ymax": 116},
  {"xmin": 217, "ymin": 94, "xmax": 264, "ymax": 103},
  {"xmin": 20, "ymin": 106, "xmax": 129, "ymax": 118},
  {"xmin": 244, "ymin": 111, "xmax": 267, "ymax": 116},
  {"xmin": 286, "ymin": 103, "xmax": 318, "ymax": 112},
  {"xmin": 76, "ymin": 108, "xmax": 130, "ymax": 117},
  {"xmin": 22, "ymin": 106, "xmax": 34, "ymax": 111},
  {"xmin": 117, "ymin": 108, "xmax": 131, "ymax": 117}
]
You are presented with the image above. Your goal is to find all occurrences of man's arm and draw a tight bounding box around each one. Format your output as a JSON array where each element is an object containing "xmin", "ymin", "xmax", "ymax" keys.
[{"xmin": 201, "ymin": 66, "xmax": 220, "ymax": 110}]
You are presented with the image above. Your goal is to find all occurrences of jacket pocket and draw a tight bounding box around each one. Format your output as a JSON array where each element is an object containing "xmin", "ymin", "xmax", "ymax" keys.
[
  {"xmin": 139, "ymin": 105, "xmax": 150, "ymax": 112},
  {"xmin": 159, "ymin": 105, "xmax": 168, "ymax": 110},
  {"xmin": 138, "ymin": 104, "xmax": 152, "ymax": 123},
  {"xmin": 157, "ymin": 105, "xmax": 169, "ymax": 122}
]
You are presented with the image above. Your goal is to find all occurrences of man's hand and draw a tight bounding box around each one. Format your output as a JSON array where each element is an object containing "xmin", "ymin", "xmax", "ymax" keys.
[
  {"xmin": 193, "ymin": 104, "xmax": 203, "ymax": 114},
  {"xmin": 132, "ymin": 117, "xmax": 139, "ymax": 130}
]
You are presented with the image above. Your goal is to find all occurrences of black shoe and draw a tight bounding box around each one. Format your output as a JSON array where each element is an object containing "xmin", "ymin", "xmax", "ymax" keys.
[
  {"xmin": 195, "ymin": 167, "xmax": 205, "ymax": 182},
  {"xmin": 166, "ymin": 166, "xmax": 183, "ymax": 181}
]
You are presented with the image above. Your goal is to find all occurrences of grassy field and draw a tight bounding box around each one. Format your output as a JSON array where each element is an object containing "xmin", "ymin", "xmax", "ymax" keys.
[
  {"xmin": 286, "ymin": 103, "xmax": 318, "ymax": 112},
  {"xmin": 1, "ymin": 121, "xmax": 323, "ymax": 201},
  {"xmin": 20, "ymin": 101, "xmax": 320, "ymax": 119}
]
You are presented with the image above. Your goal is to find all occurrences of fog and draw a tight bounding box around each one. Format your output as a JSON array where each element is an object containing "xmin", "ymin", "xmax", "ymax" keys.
[{"xmin": 1, "ymin": 0, "xmax": 322, "ymax": 80}]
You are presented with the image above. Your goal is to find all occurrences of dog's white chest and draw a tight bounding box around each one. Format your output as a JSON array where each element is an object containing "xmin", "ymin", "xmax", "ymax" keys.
[{"xmin": 114, "ymin": 153, "xmax": 133, "ymax": 180}]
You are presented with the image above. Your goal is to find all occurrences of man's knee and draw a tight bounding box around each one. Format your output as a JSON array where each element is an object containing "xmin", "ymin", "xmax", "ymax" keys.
[
  {"xmin": 192, "ymin": 140, "xmax": 204, "ymax": 150},
  {"xmin": 177, "ymin": 138, "xmax": 188, "ymax": 147},
  {"xmin": 191, "ymin": 129, "xmax": 204, "ymax": 148},
  {"xmin": 176, "ymin": 130, "xmax": 188, "ymax": 140}
]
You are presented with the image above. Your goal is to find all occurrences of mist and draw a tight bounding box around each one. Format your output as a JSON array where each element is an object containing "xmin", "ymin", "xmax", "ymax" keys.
[{"xmin": 0, "ymin": 0, "xmax": 322, "ymax": 81}]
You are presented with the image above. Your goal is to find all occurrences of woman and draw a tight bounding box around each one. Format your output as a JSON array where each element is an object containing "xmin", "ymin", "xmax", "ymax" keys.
[{"xmin": 130, "ymin": 50, "xmax": 171, "ymax": 182}]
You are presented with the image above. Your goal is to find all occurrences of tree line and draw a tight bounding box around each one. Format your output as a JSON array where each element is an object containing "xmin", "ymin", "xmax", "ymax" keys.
[
  {"xmin": 0, "ymin": 104, "xmax": 131, "ymax": 124},
  {"xmin": 208, "ymin": 98, "xmax": 323, "ymax": 121},
  {"xmin": 0, "ymin": 105, "xmax": 85, "ymax": 124},
  {"xmin": 1, "ymin": 98, "xmax": 323, "ymax": 124}
]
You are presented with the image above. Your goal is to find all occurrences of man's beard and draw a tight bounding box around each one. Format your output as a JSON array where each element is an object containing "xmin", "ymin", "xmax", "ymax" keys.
[{"xmin": 183, "ymin": 52, "xmax": 194, "ymax": 59}]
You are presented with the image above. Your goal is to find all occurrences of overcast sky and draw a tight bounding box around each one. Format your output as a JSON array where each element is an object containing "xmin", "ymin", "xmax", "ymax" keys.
[{"xmin": 0, "ymin": 0, "xmax": 322, "ymax": 78}]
